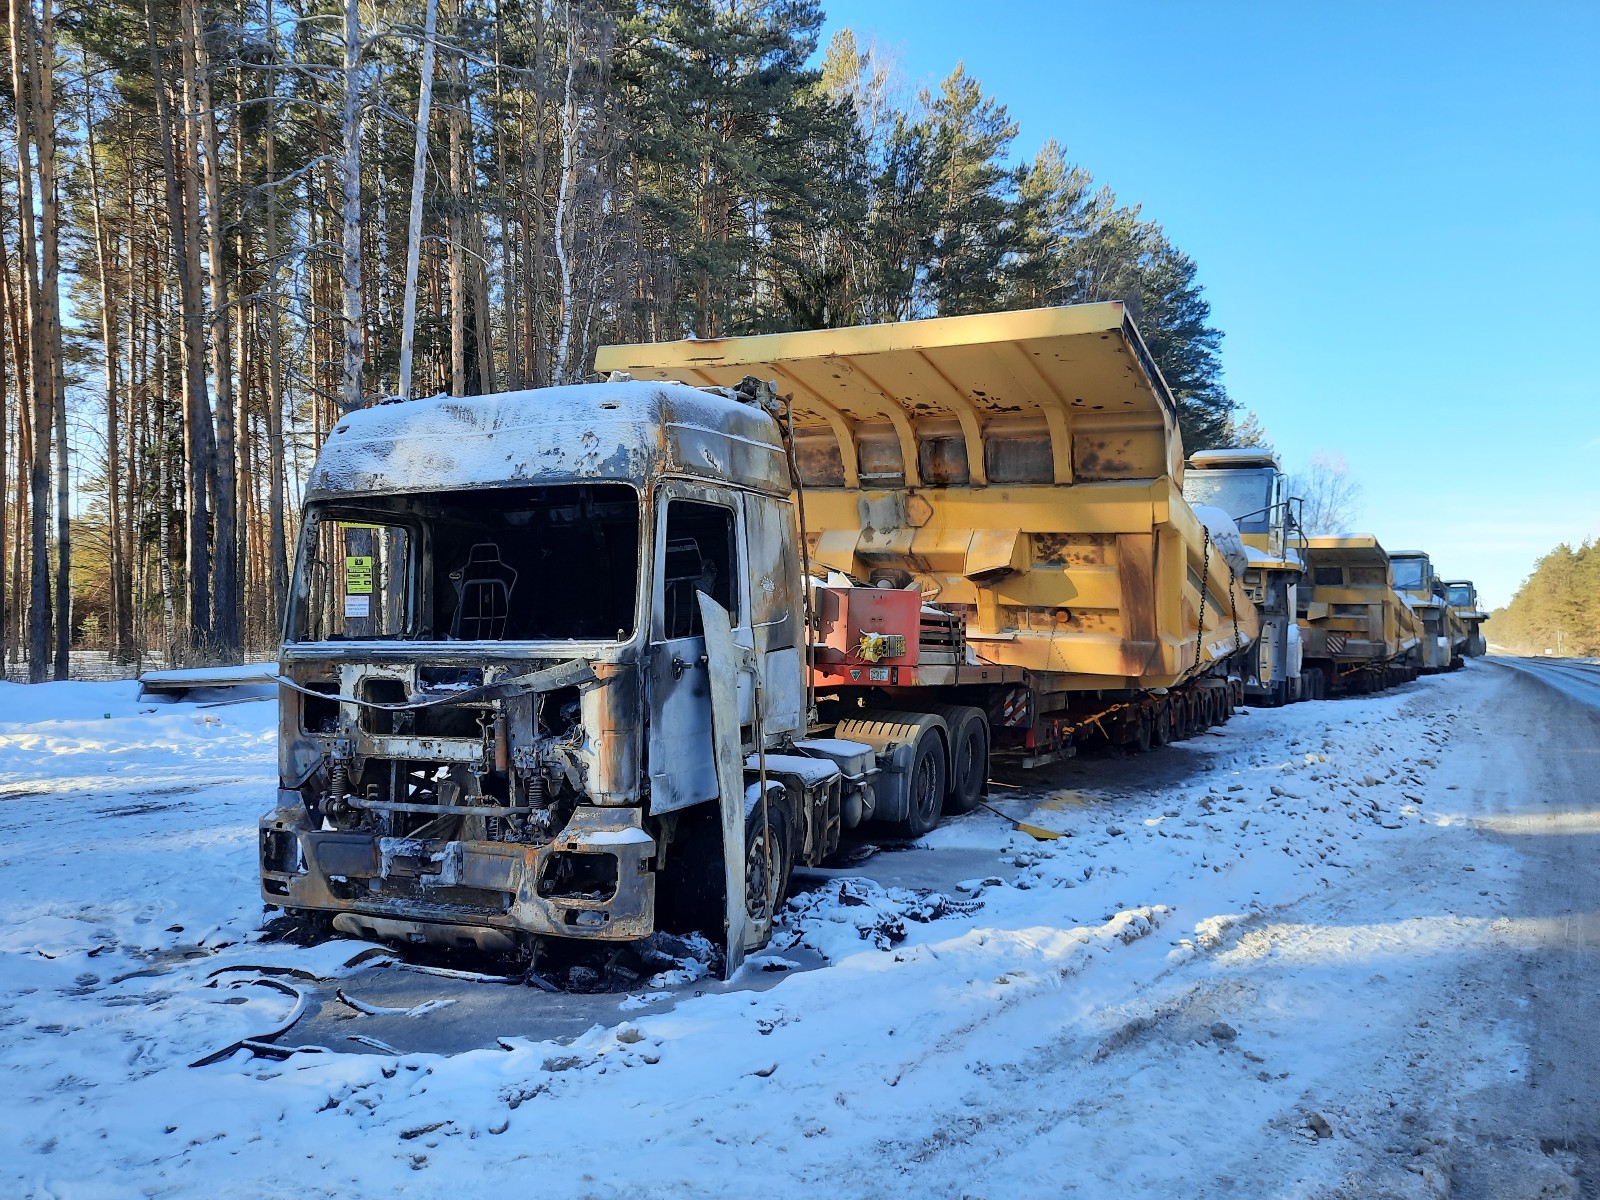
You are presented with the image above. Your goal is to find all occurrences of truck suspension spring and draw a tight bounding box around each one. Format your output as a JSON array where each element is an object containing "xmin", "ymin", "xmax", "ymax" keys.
[{"xmin": 525, "ymin": 769, "xmax": 552, "ymax": 839}]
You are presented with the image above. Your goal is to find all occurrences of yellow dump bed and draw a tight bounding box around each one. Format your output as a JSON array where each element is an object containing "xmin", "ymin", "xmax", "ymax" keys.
[
  {"xmin": 596, "ymin": 303, "xmax": 1258, "ymax": 692},
  {"xmin": 1297, "ymin": 535, "xmax": 1419, "ymax": 666}
]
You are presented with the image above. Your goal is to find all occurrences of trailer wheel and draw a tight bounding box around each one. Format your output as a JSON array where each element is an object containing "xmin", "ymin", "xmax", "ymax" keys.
[
  {"xmin": 942, "ymin": 710, "xmax": 989, "ymax": 815},
  {"xmin": 1151, "ymin": 699, "xmax": 1172, "ymax": 747},
  {"xmin": 1132, "ymin": 713, "xmax": 1153, "ymax": 753},
  {"xmin": 1175, "ymin": 694, "xmax": 1196, "ymax": 740},
  {"xmin": 897, "ymin": 732, "xmax": 947, "ymax": 838}
]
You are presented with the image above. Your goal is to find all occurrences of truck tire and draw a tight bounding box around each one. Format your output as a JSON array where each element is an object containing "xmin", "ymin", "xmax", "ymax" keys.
[
  {"xmin": 898, "ymin": 732, "xmax": 946, "ymax": 838},
  {"xmin": 835, "ymin": 711, "xmax": 950, "ymax": 834},
  {"xmin": 1174, "ymin": 694, "xmax": 1195, "ymax": 740},
  {"xmin": 744, "ymin": 800, "xmax": 793, "ymax": 929},
  {"xmin": 1132, "ymin": 713, "xmax": 1153, "ymax": 753},
  {"xmin": 942, "ymin": 708, "xmax": 989, "ymax": 815},
  {"xmin": 1151, "ymin": 699, "xmax": 1172, "ymax": 747}
]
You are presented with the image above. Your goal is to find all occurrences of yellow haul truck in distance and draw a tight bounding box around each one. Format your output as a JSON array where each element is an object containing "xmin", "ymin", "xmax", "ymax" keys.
[
  {"xmin": 262, "ymin": 303, "xmax": 1258, "ymax": 970},
  {"xmin": 1443, "ymin": 580, "xmax": 1489, "ymax": 657},
  {"xmin": 1389, "ymin": 551, "xmax": 1462, "ymax": 673},
  {"xmin": 1181, "ymin": 450, "xmax": 1320, "ymax": 704},
  {"xmin": 1297, "ymin": 535, "xmax": 1421, "ymax": 694},
  {"xmin": 600, "ymin": 302, "xmax": 1260, "ymax": 763}
]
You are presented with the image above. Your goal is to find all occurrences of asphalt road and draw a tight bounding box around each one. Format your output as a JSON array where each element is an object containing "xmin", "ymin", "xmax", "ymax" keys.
[{"xmin": 1444, "ymin": 657, "xmax": 1600, "ymax": 1198}]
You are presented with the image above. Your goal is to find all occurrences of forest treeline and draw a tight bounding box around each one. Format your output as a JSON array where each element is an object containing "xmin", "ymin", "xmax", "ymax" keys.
[
  {"xmin": 3, "ymin": 0, "xmax": 1235, "ymax": 677},
  {"xmin": 1489, "ymin": 541, "xmax": 1600, "ymax": 656}
]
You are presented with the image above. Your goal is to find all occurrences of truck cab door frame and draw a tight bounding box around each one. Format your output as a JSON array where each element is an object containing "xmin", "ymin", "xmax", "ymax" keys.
[{"xmin": 646, "ymin": 480, "xmax": 751, "ymax": 815}]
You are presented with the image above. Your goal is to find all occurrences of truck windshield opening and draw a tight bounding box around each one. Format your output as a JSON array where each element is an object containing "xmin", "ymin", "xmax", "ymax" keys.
[
  {"xmin": 1181, "ymin": 469, "xmax": 1274, "ymax": 534},
  {"xmin": 290, "ymin": 483, "xmax": 640, "ymax": 643},
  {"xmin": 1391, "ymin": 559, "xmax": 1428, "ymax": 590}
]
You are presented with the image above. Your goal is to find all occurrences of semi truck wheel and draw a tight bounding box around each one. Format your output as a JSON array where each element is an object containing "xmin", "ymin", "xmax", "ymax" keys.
[
  {"xmin": 744, "ymin": 801, "xmax": 793, "ymax": 928},
  {"xmin": 942, "ymin": 709, "xmax": 989, "ymax": 815},
  {"xmin": 897, "ymin": 731, "xmax": 947, "ymax": 838}
]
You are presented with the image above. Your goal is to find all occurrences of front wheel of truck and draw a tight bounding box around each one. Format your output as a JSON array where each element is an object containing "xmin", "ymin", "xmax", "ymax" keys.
[{"xmin": 744, "ymin": 801, "xmax": 793, "ymax": 928}]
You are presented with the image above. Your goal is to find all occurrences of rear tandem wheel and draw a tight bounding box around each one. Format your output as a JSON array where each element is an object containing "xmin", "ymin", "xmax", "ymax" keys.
[
  {"xmin": 941, "ymin": 709, "xmax": 989, "ymax": 814},
  {"xmin": 896, "ymin": 731, "xmax": 947, "ymax": 838}
]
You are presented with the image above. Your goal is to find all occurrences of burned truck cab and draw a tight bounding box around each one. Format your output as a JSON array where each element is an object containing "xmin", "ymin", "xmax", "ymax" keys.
[{"xmin": 260, "ymin": 380, "xmax": 807, "ymax": 954}]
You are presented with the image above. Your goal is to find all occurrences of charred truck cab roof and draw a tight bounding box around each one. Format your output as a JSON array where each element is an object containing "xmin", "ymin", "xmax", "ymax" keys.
[
  {"xmin": 305, "ymin": 380, "xmax": 791, "ymax": 502},
  {"xmin": 266, "ymin": 380, "xmax": 796, "ymax": 955}
]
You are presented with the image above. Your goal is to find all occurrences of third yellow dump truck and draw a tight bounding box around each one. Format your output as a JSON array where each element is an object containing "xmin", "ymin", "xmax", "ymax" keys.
[
  {"xmin": 1443, "ymin": 579, "xmax": 1489, "ymax": 657},
  {"xmin": 1390, "ymin": 551, "xmax": 1464, "ymax": 673}
]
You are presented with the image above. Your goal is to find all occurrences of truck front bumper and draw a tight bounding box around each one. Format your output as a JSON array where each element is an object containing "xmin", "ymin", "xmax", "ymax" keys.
[{"xmin": 259, "ymin": 797, "xmax": 657, "ymax": 943}]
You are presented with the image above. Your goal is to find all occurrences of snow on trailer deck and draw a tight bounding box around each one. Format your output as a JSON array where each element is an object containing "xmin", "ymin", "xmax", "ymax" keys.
[{"xmin": 1, "ymin": 664, "xmax": 1597, "ymax": 1198}]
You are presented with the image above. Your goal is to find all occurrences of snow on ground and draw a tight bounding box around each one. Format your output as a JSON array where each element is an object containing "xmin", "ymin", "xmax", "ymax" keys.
[{"xmin": 0, "ymin": 671, "xmax": 1521, "ymax": 1197}]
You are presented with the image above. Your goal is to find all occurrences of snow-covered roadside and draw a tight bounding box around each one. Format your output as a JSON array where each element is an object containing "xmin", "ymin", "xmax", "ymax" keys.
[{"xmin": 0, "ymin": 672, "xmax": 1522, "ymax": 1198}]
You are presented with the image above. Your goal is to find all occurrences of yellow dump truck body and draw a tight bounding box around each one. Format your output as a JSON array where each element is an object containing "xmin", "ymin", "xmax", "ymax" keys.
[
  {"xmin": 1297, "ymin": 535, "xmax": 1420, "ymax": 675},
  {"xmin": 596, "ymin": 303, "xmax": 1258, "ymax": 693}
]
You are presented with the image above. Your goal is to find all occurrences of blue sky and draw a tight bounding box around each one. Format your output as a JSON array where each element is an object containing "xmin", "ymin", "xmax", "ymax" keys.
[{"xmin": 815, "ymin": 0, "xmax": 1600, "ymax": 608}]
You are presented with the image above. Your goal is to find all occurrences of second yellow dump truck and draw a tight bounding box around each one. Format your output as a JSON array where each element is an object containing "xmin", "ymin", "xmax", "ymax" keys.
[
  {"xmin": 1181, "ymin": 449, "xmax": 1316, "ymax": 704},
  {"xmin": 1298, "ymin": 535, "xmax": 1421, "ymax": 693}
]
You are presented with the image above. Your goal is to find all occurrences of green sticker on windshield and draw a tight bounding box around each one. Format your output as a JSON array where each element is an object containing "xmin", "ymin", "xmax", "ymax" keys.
[{"xmin": 345, "ymin": 555, "xmax": 374, "ymax": 594}]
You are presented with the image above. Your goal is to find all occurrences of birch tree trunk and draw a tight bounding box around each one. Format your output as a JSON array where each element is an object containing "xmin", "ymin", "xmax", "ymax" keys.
[
  {"xmin": 10, "ymin": 0, "xmax": 52, "ymax": 683},
  {"xmin": 397, "ymin": 0, "xmax": 439, "ymax": 401},
  {"xmin": 191, "ymin": 0, "xmax": 240, "ymax": 654},
  {"xmin": 339, "ymin": 0, "xmax": 367, "ymax": 411},
  {"xmin": 263, "ymin": 0, "xmax": 289, "ymax": 625},
  {"xmin": 551, "ymin": 2, "xmax": 580, "ymax": 385}
]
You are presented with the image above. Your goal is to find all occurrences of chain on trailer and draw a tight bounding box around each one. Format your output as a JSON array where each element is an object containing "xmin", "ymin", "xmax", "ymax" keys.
[{"xmin": 1194, "ymin": 526, "xmax": 1212, "ymax": 671}]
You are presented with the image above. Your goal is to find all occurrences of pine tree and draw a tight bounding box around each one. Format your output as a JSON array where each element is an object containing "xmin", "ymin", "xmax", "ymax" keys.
[{"xmin": 923, "ymin": 64, "xmax": 1016, "ymax": 316}]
